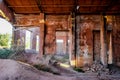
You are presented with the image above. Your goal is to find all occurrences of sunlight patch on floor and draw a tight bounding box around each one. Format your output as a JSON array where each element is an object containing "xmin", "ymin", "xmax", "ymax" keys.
[{"xmin": 59, "ymin": 63, "xmax": 70, "ymax": 68}]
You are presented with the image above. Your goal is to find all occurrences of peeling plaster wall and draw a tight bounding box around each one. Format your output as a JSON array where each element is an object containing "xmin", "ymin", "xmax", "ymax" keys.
[
  {"xmin": 76, "ymin": 15, "xmax": 102, "ymax": 67},
  {"xmin": 45, "ymin": 15, "xmax": 72, "ymax": 54},
  {"xmin": 76, "ymin": 15, "xmax": 120, "ymax": 67}
]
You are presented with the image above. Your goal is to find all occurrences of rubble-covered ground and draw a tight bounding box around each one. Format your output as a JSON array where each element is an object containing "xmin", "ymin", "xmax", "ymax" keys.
[{"xmin": 0, "ymin": 59, "xmax": 120, "ymax": 80}]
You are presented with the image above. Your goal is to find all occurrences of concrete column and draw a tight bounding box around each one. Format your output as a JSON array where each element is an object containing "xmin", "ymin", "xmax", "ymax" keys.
[
  {"xmin": 108, "ymin": 32, "xmax": 113, "ymax": 64},
  {"xmin": 100, "ymin": 16, "xmax": 107, "ymax": 66}
]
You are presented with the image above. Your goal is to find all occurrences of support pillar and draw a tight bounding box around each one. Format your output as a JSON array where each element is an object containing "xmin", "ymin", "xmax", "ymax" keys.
[
  {"xmin": 70, "ymin": 13, "xmax": 76, "ymax": 67},
  {"xmin": 108, "ymin": 32, "xmax": 113, "ymax": 64},
  {"xmin": 39, "ymin": 13, "xmax": 44, "ymax": 57},
  {"xmin": 100, "ymin": 16, "xmax": 107, "ymax": 66}
]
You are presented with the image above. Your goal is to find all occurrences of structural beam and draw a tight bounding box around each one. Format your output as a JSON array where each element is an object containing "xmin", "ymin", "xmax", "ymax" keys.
[
  {"xmin": 35, "ymin": 0, "xmax": 43, "ymax": 12},
  {"xmin": 8, "ymin": 5, "xmax": 108, "ymax": 8}
]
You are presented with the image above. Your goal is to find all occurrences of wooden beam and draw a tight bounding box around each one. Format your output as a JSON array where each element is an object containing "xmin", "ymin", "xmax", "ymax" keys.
[
  {"xmin": 102, "ymin": 0, "xmax": 119, "ymax": 14},
  {"xmin": 8, "ymin": 5, "xmax": 38, "ymax": 8},
  {"xmin": 76, "ymin": 11, "xmax": 120, "ymax": 15},
  {"xmin": 13, "ymin": 24, "xmax": 36, "ymax": 27},
  {"xmin": 35, "ymin": 0, "xmax": 43, "ymax": 12},
  {"xmin": 8, "ymin": 5, "xmax": 108, "ymax": 8},
  {"xmin": 15, "ymin": 11, "xmax": 41, "ymax": 14}
]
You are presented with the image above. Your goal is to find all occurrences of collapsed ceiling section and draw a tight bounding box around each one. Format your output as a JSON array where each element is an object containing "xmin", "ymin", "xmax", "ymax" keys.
[{"xmin": 4, "ymin": 0, "xmax": 120, "ymax": 15}]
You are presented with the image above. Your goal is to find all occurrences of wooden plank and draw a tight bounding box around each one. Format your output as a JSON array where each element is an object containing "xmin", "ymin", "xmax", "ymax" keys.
[
  {"xmin": 29, "ymin": 0, "xmax": 40, "ymax": 12},
  {"xmin": 84, "ymin": 0, "xmax": 92, "ymax": 5}
]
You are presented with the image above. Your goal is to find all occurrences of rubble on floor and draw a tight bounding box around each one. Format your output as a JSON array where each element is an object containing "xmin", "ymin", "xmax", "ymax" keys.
[
  {"xmin": 82, "ymin": 61, "xmax": 109, "ymax": 75},
  {"xmin": 82, "ymin": 61, "xmax": 120, "ymax": 76},
  {"xmin": 0, "ymin": 59, "xmax": 120, "ymax": 80},
  {"xmin": 0, "ymin": 59, "xmax": 75, "ymax": 80}
]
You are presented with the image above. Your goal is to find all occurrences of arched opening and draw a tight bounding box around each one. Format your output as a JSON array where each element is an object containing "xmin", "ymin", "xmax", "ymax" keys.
[{"xmin": 0, "ymin": 18, "xmax": 13, "ymax": 48}]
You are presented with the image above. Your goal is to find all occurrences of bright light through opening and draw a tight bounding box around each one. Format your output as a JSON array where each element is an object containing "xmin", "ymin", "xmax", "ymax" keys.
[
  {"xmin": 56, "ymin": 39, "xmax": 63, "ymax": 43},
  {"xmin": 0, "ymin": 18, "xmax": 12, "ymax": 34},
  {"xmin": 0, "ymin": 18, "xmax": 13, "ymax": 48}
]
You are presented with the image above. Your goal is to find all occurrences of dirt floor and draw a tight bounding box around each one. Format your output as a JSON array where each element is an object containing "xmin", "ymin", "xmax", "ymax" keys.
[{"xmin": 0, "ymin": 59, "xmax": 120, "ymax": 80}]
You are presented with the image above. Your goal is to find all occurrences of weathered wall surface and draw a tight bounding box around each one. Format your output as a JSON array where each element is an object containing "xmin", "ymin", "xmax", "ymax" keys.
[
  {"xmin": 76, "ymin": 15, "xmax": 101, "ymax": 67},
  {"xmin": 76, "ymin": 15, "xmax": 120, "ymax": 67},
  {"xmin": 45, "ymin": 15, "xmax": 72, "ymax": 54},
  {"xmin": 0, "ymin": 0, "xmax": 14, "ymax": 22},
  {"xmin": 113, "ymin": 16, "xmax": 120, "ymax": 63},
  {"xmin": 76, "ymin": 15, "xmax": 100, "ymax": 55},
  {"xmin": 14, "ymin": 13, "xmax": 120, "ymax": 66}
]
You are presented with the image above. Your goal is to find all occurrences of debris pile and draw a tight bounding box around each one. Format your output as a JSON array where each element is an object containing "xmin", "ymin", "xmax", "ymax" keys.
[{"xmin": 83, "ymin": 61, "xmax": 109, "ymax": 75}]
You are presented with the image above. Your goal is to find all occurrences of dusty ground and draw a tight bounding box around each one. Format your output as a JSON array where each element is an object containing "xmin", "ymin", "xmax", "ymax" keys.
[{"xmin": 0, "ymin": 59, "xmax": 120, "ymax": 80}]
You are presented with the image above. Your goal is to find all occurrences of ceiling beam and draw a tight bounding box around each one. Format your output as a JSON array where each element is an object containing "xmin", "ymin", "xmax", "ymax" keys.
[
  {"xmin": 42, "ymin": 4, "xmax": 108, "ymax": 7},
  {"xmin": 8, "ymin": 5, "xmax": 38, "ymax": 8},
  {"xmin": 35, "ymin": 0, "xmax": 43, "ymax": 12},
  {"xmin": 77, "ymin": 11, "xmax": 120, "ymax": 15},
  {"xmin": 4, "ymin": 0, "xmax": 15, "ymax": 13},
  {"xmin": 102, "ymin": 0, "xmax": 119, "ymax": 14},
  {"xmin": 15, "ymin": 11, "xmax": 41, "ymax": 14},
  {"xmin": 8, "ymin": 4, "xmax": 108, "ymax": 8},
  {"xmin": 45, "ymin": 13, "xmax": 70, "ymax": 15}
]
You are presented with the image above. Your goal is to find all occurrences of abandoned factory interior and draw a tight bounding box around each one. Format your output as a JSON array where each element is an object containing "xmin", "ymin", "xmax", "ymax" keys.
[{"xmin": 0, "ymin": 0, "xmax": 120, "ymax": 80}]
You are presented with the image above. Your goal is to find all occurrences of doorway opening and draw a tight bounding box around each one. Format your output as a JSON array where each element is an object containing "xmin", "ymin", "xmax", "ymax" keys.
[
  {"xmin": 93, "ymin": 31, "xmax": 100, "ymax": 62},
  {"xmin": 55, "ymin": 30, "xmax": 70, "ymax": 64},
  {"xmin": 93, "ymin": 30, "xmax": 111, "ymax": 63}
]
